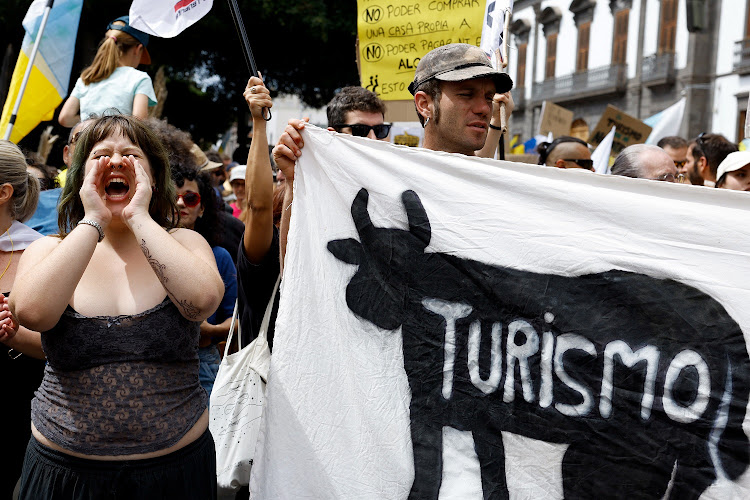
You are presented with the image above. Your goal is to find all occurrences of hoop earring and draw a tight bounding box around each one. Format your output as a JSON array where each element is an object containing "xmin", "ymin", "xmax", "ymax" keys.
[{"xmin": 423, "ymin": 117, "xmax": 430, "ymax": 128}]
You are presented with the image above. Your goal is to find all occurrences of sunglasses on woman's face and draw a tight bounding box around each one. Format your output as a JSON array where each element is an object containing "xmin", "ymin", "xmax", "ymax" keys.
[
  {"xmin": 333, "ymin": 123, "xmax": 393, "ymax": 139},
  {"xmin": 176, "ymin": 191, "xmax": 201, "ymax": 207}
]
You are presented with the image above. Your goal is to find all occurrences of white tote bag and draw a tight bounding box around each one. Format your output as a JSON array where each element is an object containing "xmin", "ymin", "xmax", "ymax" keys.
[{"xmin": 209, "ymin": 276, "xmax": 279, "ymax": 496}]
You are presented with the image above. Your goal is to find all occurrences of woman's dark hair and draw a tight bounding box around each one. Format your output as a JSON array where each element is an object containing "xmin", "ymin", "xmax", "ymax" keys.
[
  {"xmin": 143, "ymin": 117, "xmax": 223, "ymax": 245},
  {"xmin": 171, "ymin": 163, "xmax": 221, "ymax": 247},
  {"xmin": 58, "ymin": 115, "xmax": 178, "ymax": 236},
  {"xmin": 536, "ymin": 136, "xmax": 588, "ymax": 165}
]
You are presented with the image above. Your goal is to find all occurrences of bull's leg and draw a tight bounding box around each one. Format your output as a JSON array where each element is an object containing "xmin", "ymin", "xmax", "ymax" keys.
[
  {"xmin": 409, "ymin": 418, "xmax": 443, "ymax": 500},
  {"xmin": 473, "ymin": 427, "xmax": 509, "ymax": 500},
  {"xmin": 562, "ymin": 438, "xmax": 674, "ymax": 499},
  {"xmin": 667, "ymin": 449, "xmax": 717, "ymax": 500}
]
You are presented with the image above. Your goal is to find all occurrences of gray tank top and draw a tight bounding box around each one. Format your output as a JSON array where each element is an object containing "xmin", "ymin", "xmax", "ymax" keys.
[{"xmin": 31, "ymin": 298, "xmax": 207, "ymax": 456}]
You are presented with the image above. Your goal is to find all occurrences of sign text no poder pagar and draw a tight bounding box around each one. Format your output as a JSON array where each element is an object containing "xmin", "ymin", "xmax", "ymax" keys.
[{"xmin": 357, "ymin": 0, "xmax": 484, "ymax": 101}]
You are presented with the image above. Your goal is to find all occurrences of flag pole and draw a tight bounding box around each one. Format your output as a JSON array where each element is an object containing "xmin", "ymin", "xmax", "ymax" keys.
[
  {"xmin": 496, "ymin": 7, "xmax": 512, "ymax": 160},
  {"xmin": 3, "ymin": 0, "xmax": 54, "ymax": 141},
  {"xmin": 226, "ymin": 0, "xmax": 271, "ymax": 120}
]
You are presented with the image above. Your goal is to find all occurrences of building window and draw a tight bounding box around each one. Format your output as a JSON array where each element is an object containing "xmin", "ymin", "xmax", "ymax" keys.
[
  {"xmin": 738, "ymin": 107, "xmax": 747, "ymax": 144},
  {"xmin": 576, "ymin": 22, "xmax": 590, "ymax": 72},
  {"xmin": 546, "ymin": 34, "xmax": 557, "ymax": 80},
  {"xmin": 539, "ymin": 6, "xmax": 562, "ymax": 81},
  {"xmin": 658, "ymin": 0, "xmax": 678, "ymax": 54},
  {"xmin": 612, "ymin": 9, "xmax": 629, "ymax": 65},
  {"xmin": 517, "ymin": 43, "xmax": 527, "ymax": 88}
]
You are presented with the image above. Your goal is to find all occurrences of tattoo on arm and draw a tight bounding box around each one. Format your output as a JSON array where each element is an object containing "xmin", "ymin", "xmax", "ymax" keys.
[{"xmin": 140, "ymin": 238, "xmax": 201, "ymax": 320}]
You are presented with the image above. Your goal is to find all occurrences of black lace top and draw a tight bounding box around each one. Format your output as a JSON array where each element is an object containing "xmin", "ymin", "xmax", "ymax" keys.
[{"xmin": 31, "ymin": 298, "xmax": 207, "ymax": 455}]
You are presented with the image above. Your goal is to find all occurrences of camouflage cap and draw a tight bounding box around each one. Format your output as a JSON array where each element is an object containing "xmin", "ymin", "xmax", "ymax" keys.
[{"xmin": 408, "ymin": 43, "xmax": 513, "ymax": 95}]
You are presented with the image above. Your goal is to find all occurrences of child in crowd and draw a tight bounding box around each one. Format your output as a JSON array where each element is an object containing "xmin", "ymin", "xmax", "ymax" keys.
[{"xmin": 58, "ymin": 16, "xmax": 156, "ymax": 127}]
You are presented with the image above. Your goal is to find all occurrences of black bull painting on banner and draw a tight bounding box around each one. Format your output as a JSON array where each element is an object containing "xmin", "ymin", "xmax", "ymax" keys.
[{"xmin": 327, "ymin": 188, "xmax": 750, "ymax": 500}]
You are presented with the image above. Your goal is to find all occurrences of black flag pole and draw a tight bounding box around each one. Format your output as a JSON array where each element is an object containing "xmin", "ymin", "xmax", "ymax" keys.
[
  {"xmin": 496, "ymin": 8, "xmax": 512, "ymax": 160},
  {"xmin": 226, "ymin": 0, "xmax": 271, "ymax": 120}
]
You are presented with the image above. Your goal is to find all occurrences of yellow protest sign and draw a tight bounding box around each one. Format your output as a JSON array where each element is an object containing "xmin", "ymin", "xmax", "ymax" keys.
[{"xmin": 357, "ymin": 0, "xmax": 484, "ymax": 101}]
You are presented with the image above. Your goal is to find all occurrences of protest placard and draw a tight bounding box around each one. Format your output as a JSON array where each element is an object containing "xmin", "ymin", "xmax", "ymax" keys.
[
  {"xmin": 356, "ymin": 0, "xmax": 484, "ymax": 100},
  {"xmin": 538, "ymin": 101, "xmax": 574, "ymax": 138},
  {"xmin": 589, "ymin": 105, "xmax": 652, "ymax": 155}
]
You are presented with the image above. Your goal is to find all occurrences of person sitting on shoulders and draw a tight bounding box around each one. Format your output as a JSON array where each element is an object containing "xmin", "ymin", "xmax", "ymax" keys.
[{"xmin": 58, "ymin": 16, "xmax": 156, "ymax": 127}]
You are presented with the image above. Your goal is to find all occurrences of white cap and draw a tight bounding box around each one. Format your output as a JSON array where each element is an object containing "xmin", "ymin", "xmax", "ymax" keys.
[
  {"xmin": 716, "ymin": 151, "xmax": 750, "ymax": 181},
  {"xmin": 229, "ymin": 165, "xmax": 247, "ymax": 183}
]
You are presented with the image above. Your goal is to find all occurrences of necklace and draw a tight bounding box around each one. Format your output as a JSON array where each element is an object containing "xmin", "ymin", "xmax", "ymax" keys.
[{"xmin": 0, "ymin": 226, "xmax": 14, "ymax": 282}]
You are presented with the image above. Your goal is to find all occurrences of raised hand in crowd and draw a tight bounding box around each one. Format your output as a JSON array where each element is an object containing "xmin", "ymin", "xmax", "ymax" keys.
[
  {"xmin": 476, "ymin": 90, "xmax": 514, "ymax": 159},
  {"xmin": 0, "ymin": 296, "xmax": 44, "ymax": 360},
  {"xmin": 272, "ymin": 117, "xmax": 307, "ymax": 270},
  {"xmin": 242, "ymin": 75, "xmax": 275, "ymax": 263}
]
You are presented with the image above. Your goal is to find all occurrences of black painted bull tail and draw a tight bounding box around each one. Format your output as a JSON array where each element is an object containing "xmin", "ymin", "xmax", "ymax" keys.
[{"xmin": 328, "ymin": 188, "xmax": 750, "ymax": 499}]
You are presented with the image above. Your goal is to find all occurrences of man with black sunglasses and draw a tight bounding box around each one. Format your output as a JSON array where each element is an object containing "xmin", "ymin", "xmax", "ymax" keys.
[
  {"xmin": 272, "ymin": 87, "xmax": 391, "ymax": 176},
  {"xmin": 327, "ymin": 86, "xmax": 392, "ymax": 141}
]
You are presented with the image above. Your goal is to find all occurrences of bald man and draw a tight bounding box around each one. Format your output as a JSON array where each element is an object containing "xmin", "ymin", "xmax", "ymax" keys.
[{"xmin": 611, "ymin": 144, "xmax": 679, "ymax": 182}]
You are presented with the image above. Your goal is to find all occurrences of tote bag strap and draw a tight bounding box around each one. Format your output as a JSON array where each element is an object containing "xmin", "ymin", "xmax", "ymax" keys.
[
  {"xmin": 223, "ymin": 274, "xmax": 281, "ymax": 358},
  {"xmin": 223, "ymin": 299, "xmax": 240, "ymax": 358},
  {"xmin": 258, "ymin": 275, "xmax": 282, "ymax": 344}
]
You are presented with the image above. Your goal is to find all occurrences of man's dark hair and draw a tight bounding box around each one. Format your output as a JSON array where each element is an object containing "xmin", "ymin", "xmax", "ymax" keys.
[
  {"xmin": 657, "ymin": 136, "xmax": 688, "ymax": 149},
  {"xmin": 205, "ymin": 150, "xmax": 223, "ymax": 164},
  {"xmin": 326, "ymin": 86, "xmax": 386, "ymax": 128},
  {"xmin": 413, "ymin": 79, "xmax": 442, "ymax": 126},
  {"xmin": 536, "ymin": 136, "xmax": 588, "ymax": 165},
  {"xmin": 690, "ymin": 133, "xmax": 738, "ymax": 178}
]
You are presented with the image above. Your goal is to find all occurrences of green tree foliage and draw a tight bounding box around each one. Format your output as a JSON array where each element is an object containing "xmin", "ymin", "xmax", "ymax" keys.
[{"xmin": 0, "ymin": 0, "xmax": 359, "ymax": 155}]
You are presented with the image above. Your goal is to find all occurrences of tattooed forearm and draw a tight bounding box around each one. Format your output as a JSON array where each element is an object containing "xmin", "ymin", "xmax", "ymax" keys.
[
  {"xmin": 141, "ymin": 239, "xmax": 168, "ymax": 284},
  {"xmin": 140, "ymin": 238, "xmax": 201, "ymax": 320},
  {"xmin": 174, "ymin": 298, "xmax": 201, "ymax": 320}
]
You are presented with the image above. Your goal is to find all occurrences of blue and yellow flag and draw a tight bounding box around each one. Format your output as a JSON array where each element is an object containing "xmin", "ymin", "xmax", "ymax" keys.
[
  {"xmin": 510, "ymin": 134, "xmax": 525, "ymax": 155},
  {"xmin": 0, "ymin": 0, "xmax": 83, "ymax": 143}
]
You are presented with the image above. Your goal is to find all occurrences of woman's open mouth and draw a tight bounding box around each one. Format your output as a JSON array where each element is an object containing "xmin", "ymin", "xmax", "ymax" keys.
[{"xmin": 105, "ymin": 177, "xmax": 130, "ymax": 201}]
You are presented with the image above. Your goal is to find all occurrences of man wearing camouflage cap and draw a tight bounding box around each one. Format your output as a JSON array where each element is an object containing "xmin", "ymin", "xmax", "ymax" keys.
[{"xmin": 409, "ymin": 43, "xmax": 514, "ymax": 156}]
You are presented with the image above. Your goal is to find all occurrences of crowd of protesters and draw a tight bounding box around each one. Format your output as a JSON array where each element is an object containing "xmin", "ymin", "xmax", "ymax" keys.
[{"xmin": 0, "ymin": 13, "xmax": 748, "ymax": 500}]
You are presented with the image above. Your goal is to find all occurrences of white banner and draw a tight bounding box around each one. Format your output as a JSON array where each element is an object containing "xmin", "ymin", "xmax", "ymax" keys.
[
  {"xmin": 129, "ymin": 0, "xmax": 212, "ymax": 38},
  {"xmin": 251, "ymin": 125, "xmax": 750, "ymax": 499}
]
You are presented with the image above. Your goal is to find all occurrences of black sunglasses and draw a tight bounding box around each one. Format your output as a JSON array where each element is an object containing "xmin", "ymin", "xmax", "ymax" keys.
[
  {"xmin": 562, "ymin": 158, "xmax": 594, "ymax": 169},
  {"xmin": 333, "ymin": 123, "xmax": 392, "ymax": 139}
]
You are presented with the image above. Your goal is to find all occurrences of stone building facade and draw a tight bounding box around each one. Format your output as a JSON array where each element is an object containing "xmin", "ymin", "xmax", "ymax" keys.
[{"xmin": 509, "ymin": 0, "xmax": 746, "ymax": 144}]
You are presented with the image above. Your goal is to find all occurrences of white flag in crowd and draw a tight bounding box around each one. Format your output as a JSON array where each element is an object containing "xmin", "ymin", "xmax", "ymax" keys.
[
  {"xmin": 592, "ymin": 125, "xmax": 616, "ymax": 174},
  {"xmin": 645, "ymin": 97, "xmax": 686, "ymax": 145},
  {"xmin": 250, "ymin": 126, "xmax": 750, "ymax": 499},
  {"xmin": 480, "ymin": 0, "xmax": 514, "ymax": 69},
  {"xmin": 129, "ymin": 0, "xmax": 212, "ymax": 38}
]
